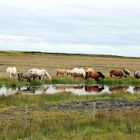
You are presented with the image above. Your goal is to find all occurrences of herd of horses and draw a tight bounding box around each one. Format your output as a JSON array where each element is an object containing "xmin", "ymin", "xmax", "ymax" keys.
[{"xmin": 6, "ymin": 66, "xmax": 140, "ymax": 82}]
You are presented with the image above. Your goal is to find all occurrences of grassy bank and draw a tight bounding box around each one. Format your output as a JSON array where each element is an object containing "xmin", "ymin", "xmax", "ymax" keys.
[
  {"xmin": 0, "ymin": 76, "xmax": 140, "ymax": 87},
  {"xmin": 0, "ymin": 93, "xmax": 140, "ymax": 140}
]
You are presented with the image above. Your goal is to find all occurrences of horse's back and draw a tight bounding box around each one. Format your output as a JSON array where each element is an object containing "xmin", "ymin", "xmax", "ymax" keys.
[
  {"xmin": 134, "ymin": 71, "xmax": 140, "ymax": 78},
  {"xmin": 6, "ymin": 67, "xmax": 17, "ymax": 74}
]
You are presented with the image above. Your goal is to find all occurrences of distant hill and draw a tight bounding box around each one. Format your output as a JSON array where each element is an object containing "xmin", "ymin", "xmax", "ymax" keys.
[{"xmin": 0, "ymin": 50, "xmax": 139, "ymax": 59}]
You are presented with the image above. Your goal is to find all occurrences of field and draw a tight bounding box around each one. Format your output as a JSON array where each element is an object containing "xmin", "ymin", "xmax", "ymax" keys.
[
  {"xmin": 0, "ymin": 51, "xmax": 140, "ymax": 86},
  {"xmin": 0, "ymin": 51, "xmax": 140, "ymax": 140}
]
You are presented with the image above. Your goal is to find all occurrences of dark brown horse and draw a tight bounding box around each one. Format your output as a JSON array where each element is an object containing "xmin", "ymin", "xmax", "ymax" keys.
[
  {"xmin": 110, "ymin": 69, "xmax": 127, "ymax": 78},
  {"xmin": 85, "ymin": 70, "xmax": 105, "ymax": 81}
]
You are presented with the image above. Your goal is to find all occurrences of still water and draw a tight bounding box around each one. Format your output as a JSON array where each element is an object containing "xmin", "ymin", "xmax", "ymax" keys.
[{"xmin": 0, "ymin": 84, "xmax": 140, "ymax": 96}]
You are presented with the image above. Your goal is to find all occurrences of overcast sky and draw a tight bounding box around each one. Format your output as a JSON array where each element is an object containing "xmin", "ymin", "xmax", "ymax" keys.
[{"xmin": 0, "ymin": 0, "xmax": 140, "ymax": 57}]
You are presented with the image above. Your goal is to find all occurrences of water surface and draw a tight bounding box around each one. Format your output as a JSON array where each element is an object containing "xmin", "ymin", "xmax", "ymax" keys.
[{"xmin": 0, "ymin": 84, "xmax": 140, "ymax": 96}]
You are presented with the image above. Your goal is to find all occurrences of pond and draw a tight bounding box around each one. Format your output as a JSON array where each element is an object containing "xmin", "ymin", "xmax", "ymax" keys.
[{"xmin": 0, "ymin": 84, "xmax": 140, "ymax": 96}]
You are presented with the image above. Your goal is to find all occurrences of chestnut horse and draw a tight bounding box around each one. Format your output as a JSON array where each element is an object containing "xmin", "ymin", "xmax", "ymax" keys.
[
  {"xmin": 85, "ymin": 68, "xmax": 105, "ymax": 81},
  {"xmin": 110, "ymin": 69, "xmax": 127, "ymax": 78}
]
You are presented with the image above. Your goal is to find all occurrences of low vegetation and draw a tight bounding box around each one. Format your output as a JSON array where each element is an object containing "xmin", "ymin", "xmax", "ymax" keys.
[
  {"xmin": 0, "ymin": 93, "xmax": 140, "ymax": 140},
  {"xmin": 0, "ymin": 51, "xmax": 140, "ymax": 140}
]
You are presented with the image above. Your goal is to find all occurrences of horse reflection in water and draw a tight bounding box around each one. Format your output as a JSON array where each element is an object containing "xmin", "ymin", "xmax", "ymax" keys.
[
  {"xmin": 109, "ymin": 86, "xmax": 128, "ymax": 93},
  {"xmin": 133, "ymin": 87, "xmax": 140, "ymax": 93},
  {"xmin": 0, "ymin": 86, "xmax": 18, "ymax": 96},
  {"xmin": 85, "ymin": 85, "xmax": 104, "ymax": 93},
  {"xmin": 1, "ymin": 85, "xmax": 140, "ymax": 96}
]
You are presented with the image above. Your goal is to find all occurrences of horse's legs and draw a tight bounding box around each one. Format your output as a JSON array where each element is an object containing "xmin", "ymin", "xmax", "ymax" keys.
[{"xmin": 110, "ymin": 73, "xmax": 112, "ymax": 77}]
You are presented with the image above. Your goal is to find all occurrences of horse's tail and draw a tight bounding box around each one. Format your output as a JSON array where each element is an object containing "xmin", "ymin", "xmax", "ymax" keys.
[
  {"xmin": 97, "ymin": 71, "xmax": 105, "ymax": 79},
  {"xmin": 85, "ymin": 72, "xmax": 88, "ymax": 79},
  {"xmin": 110, "ymin": 70, "xmax": 113, "ymax": 77},
  {"xmin": 44, "ymin": 70, "xmax": 52, "ymax": 80}
]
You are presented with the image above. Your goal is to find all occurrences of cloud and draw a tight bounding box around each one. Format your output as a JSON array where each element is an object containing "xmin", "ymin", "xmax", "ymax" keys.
[{"xmin": 0, "ymin": 0, "xmax": 140, "ymax": 57}]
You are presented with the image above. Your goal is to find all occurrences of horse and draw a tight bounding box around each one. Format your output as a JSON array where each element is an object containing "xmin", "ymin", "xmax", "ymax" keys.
[
  {"xmin": 56, "ymin": 69, "xmax": 66, "ymax": 76},
  {"xmin": 71, "ymin": 67, "xmax": 86, "ymax": 78},
  {"xmin": 110, "ymin": 69, "xmax": 127, "ymax": 78},
  {"xmin": 134, "ymin": 71, "xmax": 140, "ymax": 79},
  {"xmin": 85, "ymin": 69, "xmax": 105, "ymax": 81},
  {"xmin": 18, "ymin": 72, "xmax": 37, "ymax": 82},
  {"xmin": 122, "ymin": 68, "xmax": 130, "ymax": 76},
  {"xmin": 6, "ymin": 67, "xmax": 17, "ymax": 79},
  {"xmin": 86, "ymin": 67, "xmax": 95, "ymax": 72},
  {"xmin": 29, "ymin": 68, "xmax": 52, "ymax": 80},
  {"xmin": 66, "ymin": 69, "xmax": 73, "ymax": 76},
  {"xmin": 72, "ymin": 73, "xmax": 84, "ymax": 78}
]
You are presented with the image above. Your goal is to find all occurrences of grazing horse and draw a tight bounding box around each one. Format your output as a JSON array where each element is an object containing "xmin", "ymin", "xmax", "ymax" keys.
[
  {"xmin": 85, "ymin": 68, "xmax": 105, "ymax": 81},
  {"xmin": 18, "ymin": 72, "xmax": 37, "ymax": 82},
  {"xmin": 134, "ymin": 71, "xmax": 140, "ymax": 79},
  {"xmin": 56, "ymin": 69, "xmax": 66, "ymax": 76},
  {"xmin": 29, "ymin": 68, "xmax": 52, "ymax": 80},
  {"xmin": 110, "ymin": 69, "xmax": 127, "ymax": 78},
  {"xmin": 6, "ymin": 67, "xmax": 17, "ymax": 79},
  {"xmin": 71, "ymin": 67, "xmax": 86, "ymax": 78}
]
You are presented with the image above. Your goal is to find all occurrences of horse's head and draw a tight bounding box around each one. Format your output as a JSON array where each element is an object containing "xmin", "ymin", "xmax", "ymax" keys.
[
  {"xmin": 122, "ymin": 68, "xmax": 130, "ymax": 75},
  {"xmin": 97, "ymin": 71, "xmax": 105, "ymax": 79},
  {"xmin": 121, "ymin": 70, "xmax": 127, "ymax": 77}
]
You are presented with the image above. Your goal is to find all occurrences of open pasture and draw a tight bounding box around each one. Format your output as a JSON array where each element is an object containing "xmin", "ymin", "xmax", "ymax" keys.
[{"xmin": 0, "ymin": 51, "xmax": 140, "ymax": 85}]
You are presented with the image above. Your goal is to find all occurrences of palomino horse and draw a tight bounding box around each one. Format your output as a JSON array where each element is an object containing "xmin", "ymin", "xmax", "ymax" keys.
[
  {"xmin": 29, "ymin": 68, "xmax": 52, "ymax": 80},
  {"xmin": 110, "ymin": 69, "xmax": 127, "ymax": 78},
  {"xmin": 71, "ymin": 67, "xmax": 86, "ymax": 78},
  {"xmin": 6, "ymin": 67, "xmax": 17, "ymax": 79},
  {"xmin": 56, "ymin": 69, "xmax": 66, "ymax": 76},
  {"xmin": 134, "ymin": 71, "xmax": 140, "ymax": 79},
  {"xmin": 85, "ymin": 68, "xmax": 105, "ymax": 81}
]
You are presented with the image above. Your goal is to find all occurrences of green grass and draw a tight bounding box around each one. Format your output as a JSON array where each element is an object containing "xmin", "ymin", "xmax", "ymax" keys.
[
  {"xmin": 0, "ymin": 76, "xmax": 140, "ymax": 87},
  {"xmin": 0, "ymin": 51, "xmax": 140, "ymax": 139},
  {"xmin": 0, "ymin": 92, "xmax": 140, "ymax": 108},
  {"xmin": 0, "ymin": 92, "xmax": 140, "ymax": 140}
]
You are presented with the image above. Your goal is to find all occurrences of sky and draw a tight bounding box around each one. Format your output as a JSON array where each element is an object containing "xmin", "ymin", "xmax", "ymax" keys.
[{"xmin": 0, "ymin": 0, "xmax": 140, "ymax": 57}]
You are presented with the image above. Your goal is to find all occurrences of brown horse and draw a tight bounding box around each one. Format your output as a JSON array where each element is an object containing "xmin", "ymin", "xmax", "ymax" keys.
[
  {"xmin": 56, "ymin": 69, "xmax": 66, "ymax": 76},
  {"xmin": 110, "ymin": 69, "xmax": 127, "ymax": 78},
  {"xmin": 85, "ymin": 70, "xmax": 105, "ymax": 81}
]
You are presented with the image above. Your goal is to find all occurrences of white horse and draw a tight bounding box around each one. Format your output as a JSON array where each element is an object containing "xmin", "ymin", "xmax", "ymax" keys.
[
  {"xmin": 6, "ymin": 67, "xmax": 17, "ymax": 79},
  {"xmin": 71, "ymin": 67, "xmax": 86, "ymax": 78},
  {"xmin": 29, "ymin": 68, "xmax": 52, "ymax": 80}
]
